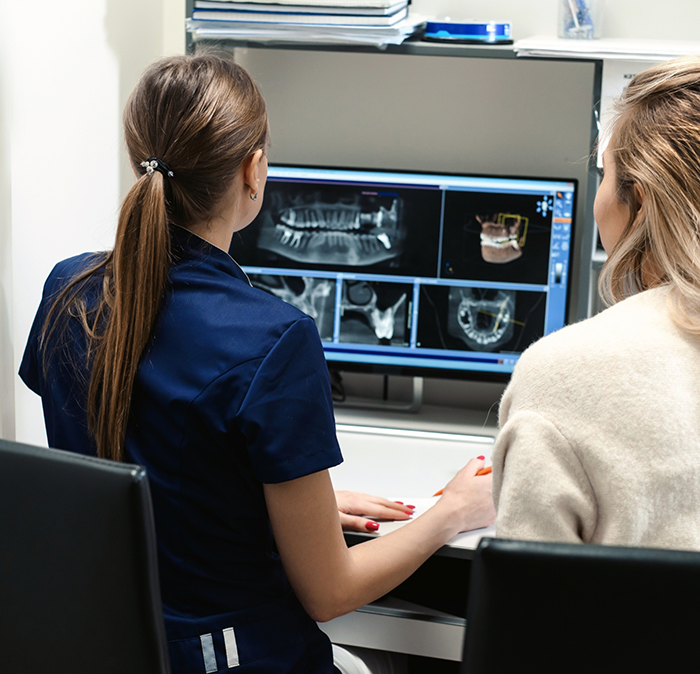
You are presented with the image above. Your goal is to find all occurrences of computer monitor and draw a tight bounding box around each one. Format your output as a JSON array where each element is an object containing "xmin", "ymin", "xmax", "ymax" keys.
[{"xmin": 230, "ymin": 164, "xmax": 576, "ymax": 382}]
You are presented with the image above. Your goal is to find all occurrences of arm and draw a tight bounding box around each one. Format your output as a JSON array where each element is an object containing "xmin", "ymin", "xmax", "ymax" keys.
[
  {"xmin": 264, "ymin": 457, "xmax": 495, "ymax": 623},
  {"xmin": 492, "ymin": 410, "xmax": 596, "ymax": 543},
  {"xmin": 335, "ymin": 491, "xmax": 414, "ymax": 532}
]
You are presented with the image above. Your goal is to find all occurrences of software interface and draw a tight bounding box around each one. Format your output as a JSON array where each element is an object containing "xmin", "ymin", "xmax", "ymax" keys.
[{"xmin": 230, "ymin": 165, "xmax": 576, "ymax": 377}]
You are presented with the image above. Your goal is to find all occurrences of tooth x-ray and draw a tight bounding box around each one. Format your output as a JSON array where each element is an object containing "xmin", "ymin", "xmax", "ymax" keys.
[
  {"xmin": 418, "ymin": 285, "xmax": 547, "ymax": 354},
  {"xmin": 255, "ymin": 188, "xmax": 404, "ymax": 267},
  {"xmin": 447, "ymin": 287, "xmax": 515, "ymax": 351},
  {"xmin": 249, "ymin": 274, "xmax": 336, "ymax": 340},
  {"xmin": 339, "ymin": 280, "xmax": 411, "ymax": 346},
  {"xmin": 231, "ymin": 178, "xmax": 441, "ymax": 277}
]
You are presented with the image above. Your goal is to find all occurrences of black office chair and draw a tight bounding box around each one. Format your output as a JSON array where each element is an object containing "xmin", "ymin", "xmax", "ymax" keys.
[
  {"xmin": 0, "ymin": 437, "xmax": 170, "ymax": 674},
  {"xmin": 463, "ymin": 537, "xmax": 700, "ymax": 673}
]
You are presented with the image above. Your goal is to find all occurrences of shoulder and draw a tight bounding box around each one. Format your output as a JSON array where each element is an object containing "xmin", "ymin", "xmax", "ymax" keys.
[
  {"xmin": 500, "ymin": 287, "xmax": 675, "ymax": 419},
  {"xmin": 517, "ymin": 287, "xmax": 672, "ymax": 376},
  {"xmin": 158, "ymin": 260, "xmax": 321, "ymax": 376},
  {"xmin": 43, "ymin": 252, "xmax": 107, "ymax": 298}
]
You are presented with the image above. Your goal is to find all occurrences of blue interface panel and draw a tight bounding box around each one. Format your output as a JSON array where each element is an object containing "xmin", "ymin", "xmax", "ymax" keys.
[{"xmin": 230, "ymin": 165, "xmax": 576, "ymax": 379}]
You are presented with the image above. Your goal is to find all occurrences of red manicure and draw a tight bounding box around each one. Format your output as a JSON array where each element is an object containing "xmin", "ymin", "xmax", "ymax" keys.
[
  {"xmin": 477, "ymin": 455, "xmax": 485, "ymax": 460},
  {"xmin": 366, "ymin": 521, "xmax": 380, "ymax": 532},
  {"xmin": 394, "ymin": 501, "xmax": 404, "ymax": 505},
  {"xmin": 406, "ymin": 505, "xmax": 416, "ymax": 510}
]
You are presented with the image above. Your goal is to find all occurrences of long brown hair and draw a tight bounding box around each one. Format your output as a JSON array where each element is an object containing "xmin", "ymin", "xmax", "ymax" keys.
[
  {"xmin": 42, "ymin": 54, "xmax": 269, "ymax": 460},
  {"xmin": 599, "ymin": 56, "xmax": 700, "ymax": 334}
]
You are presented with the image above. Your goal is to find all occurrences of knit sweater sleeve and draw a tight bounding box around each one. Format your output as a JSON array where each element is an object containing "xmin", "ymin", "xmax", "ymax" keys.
[{"xmin": 492, "ymin": 409, "xmax": 597, "ymax": 544}]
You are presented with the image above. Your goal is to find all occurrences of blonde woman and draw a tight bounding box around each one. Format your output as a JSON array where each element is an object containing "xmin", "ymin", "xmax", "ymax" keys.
[
  {"xmin": 493, "ymin": 56, "xmax": 700, "ymax": 550},
  {"xmin": 20, "ymin": 54, "xmax": 494, "ymax": 674}
]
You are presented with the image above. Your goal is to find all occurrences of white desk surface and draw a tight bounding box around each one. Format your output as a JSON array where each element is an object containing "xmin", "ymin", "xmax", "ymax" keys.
[{"xmin": 331, "ymin": 408, "xmax": 498, "ymax": 552}]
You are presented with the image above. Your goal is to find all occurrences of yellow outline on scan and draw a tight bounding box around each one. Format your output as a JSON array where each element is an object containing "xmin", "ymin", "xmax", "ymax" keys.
[{"xmin": 497, "ymin": 213, "xmax": 529, "ymax": 247}]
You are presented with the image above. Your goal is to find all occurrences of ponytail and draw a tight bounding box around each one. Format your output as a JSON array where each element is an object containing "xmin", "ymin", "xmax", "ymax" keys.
[{"xmin": 87, "ymin": 172, "xmax": 171, "ymax": 460}]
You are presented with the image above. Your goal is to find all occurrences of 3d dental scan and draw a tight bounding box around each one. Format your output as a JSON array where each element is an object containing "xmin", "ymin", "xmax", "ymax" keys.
[{"xmin": 231, "ymin": 165, "xmax": 576, "ymax": 379}]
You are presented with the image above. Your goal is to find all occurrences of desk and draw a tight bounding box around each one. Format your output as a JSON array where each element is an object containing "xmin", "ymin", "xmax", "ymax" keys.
[{"xmin": 322, "ymin": 415, "xmax": 497, "ymax": 664}]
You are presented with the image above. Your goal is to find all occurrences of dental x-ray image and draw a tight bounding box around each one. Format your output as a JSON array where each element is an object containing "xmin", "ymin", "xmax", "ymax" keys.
[
  {"xmin": 248, "ymin": 274, "xmax": 336, "ymax": 341},
  {"xmin": 441, "ymin": 190, "xmax": 553, "ymax": 285},
  {"xmin": 339, "ymin": 280, "xmax": 411, "ymax": 346},
  {"xmin": 230, "ymin": 178, "xmax": 441, "ymax": 277},
  {"xmin": 448, "ymin": 287, "xmax": 516, "ymax": 350},
  {"xmin": 417, "ymin": 285, "xmax": 546, "ymax": 354},
  {"xmin": 260, "ymin": 188, "xmax": 403, "ymax": 266}
]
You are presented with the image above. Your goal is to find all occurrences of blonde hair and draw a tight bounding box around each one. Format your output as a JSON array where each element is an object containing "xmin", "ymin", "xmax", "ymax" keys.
[
  {"xmin": 43, "ymin": 54, "xmax": 269, "ymax": 460},
  {"xmin": 599, "ymin": 55, "xmax": 700, "ymax": 335}
]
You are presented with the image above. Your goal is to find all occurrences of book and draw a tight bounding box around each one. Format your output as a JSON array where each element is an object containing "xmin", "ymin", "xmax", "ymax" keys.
[
  {"xmin": 186, "ymin": 14, "xmax": 425, "ymax": 47},
  {"xmin": 192, "ymin": 6, "xmax": 408, "ymax": 26},
  {"xmin": 194, "ymin": 0, "xmax": 407, "ymax": 16},
  {"xmin": 194, "ymin": 0, "xmax": 405, "ymax": 8}
]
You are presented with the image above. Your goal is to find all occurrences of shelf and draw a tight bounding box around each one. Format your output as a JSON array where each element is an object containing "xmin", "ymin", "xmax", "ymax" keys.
[{"xmin": 189, "ymin": 36, "xmax": 517, "ymax": 59}]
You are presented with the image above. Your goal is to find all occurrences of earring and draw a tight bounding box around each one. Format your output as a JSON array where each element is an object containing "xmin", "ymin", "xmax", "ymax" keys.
[{"xmin": 250, "ymin": 189, "xmax": 258, "ymax": 202}]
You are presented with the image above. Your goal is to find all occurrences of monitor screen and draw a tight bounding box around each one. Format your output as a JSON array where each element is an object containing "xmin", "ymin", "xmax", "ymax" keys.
[{"xmin": 230, "ymin": 164, "xmax": 576, "ymax": 381}]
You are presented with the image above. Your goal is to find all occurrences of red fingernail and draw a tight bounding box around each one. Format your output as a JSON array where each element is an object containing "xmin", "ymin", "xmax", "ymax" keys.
[
  {"xmin": 477, "ymin": 455, "xmax": 485, "ymax": 460},
  {"xmin": 366, "ymin": 521, "xmax": 380, "ymax": 531},
  {"xmin": 404, "ymin": 510, "xmax": 413, "ymax": 515},
  {"xmin": 394, "ymin": 501, "xmax": 404, "ymax": 505},
  {"xmin": 406, "ymin": 505, "xmax": 416, "ymax": 509}
]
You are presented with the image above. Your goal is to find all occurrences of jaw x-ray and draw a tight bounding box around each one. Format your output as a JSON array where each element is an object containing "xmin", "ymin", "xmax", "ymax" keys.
[
  {"xmin": 447, "ymin": 287, "xmax": 516, "ymax": 351},
  {"xmin": 418, "ymin": 284, "xmax": 546, "ymax": 355},
  {"xmin": 340, "ymin": 280, "xmax": 410, "ymax": 346},
  {"xmin": 255, "ymin": 188, "xmax": 404, "ymax": 267}
]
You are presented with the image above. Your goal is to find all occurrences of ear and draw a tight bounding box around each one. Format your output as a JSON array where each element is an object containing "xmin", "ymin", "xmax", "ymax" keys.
[{"xmin": 243, "ymin": 149, "xmax": 265, "ymax": 195}]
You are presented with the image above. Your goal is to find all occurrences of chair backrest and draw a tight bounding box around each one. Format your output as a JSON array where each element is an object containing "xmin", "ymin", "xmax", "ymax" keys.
[
  {"xmin": 463, "ymin": 537, "xmax": 700, "ymax": 673},
  {"xmin": 0, "ymin": 437, "xmax": 170, "ymax": 674}
]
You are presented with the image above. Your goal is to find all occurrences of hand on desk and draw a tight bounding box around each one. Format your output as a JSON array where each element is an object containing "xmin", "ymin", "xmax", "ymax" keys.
[
  {"xmin": 335, "ymin": 491, "xmax": 415, "ymax": 533},
  {"xmin": 437, "ymin": 457, "xmax": 496, "ymax": 533}
]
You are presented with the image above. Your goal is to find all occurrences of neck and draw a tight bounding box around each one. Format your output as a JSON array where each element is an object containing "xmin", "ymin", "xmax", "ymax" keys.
[{"xmin": 187, "ymin": 219, "xmax": 235, "ymax": 252}]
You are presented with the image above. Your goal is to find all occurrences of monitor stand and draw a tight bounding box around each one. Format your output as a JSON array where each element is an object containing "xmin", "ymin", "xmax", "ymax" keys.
[{"xmin": 334, "ymin": 376, "xmax": 424, "ymax": 414}]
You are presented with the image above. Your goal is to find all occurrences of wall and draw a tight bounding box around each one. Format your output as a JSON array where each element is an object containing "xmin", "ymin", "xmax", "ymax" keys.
[{"xmin": 0, "ymin": 0, "xmax": 186, "ymax": 444}]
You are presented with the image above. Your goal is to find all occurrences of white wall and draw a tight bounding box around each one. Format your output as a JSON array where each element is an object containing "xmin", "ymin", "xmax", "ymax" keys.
[{"xmin": 0, "ymin": 0, "xmax": 185, "ymax": 444}]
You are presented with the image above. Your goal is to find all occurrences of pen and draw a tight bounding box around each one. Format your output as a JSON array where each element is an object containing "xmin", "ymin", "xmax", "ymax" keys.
[{"xmin": 433, "ymin": 465, "xmax": 492, "ymax": 496}]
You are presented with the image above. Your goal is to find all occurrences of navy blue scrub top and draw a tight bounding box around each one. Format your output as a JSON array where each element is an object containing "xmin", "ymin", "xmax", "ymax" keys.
[{"xmin": 20, "ymin": 226, "xmax": 343, "ymax": 674}]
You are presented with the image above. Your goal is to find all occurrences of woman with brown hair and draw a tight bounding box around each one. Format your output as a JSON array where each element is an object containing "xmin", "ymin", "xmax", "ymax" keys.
[
  {"xmin": 20, "ymin": 54, "xmax": 494, "ymax": 673},
  {"xmin": 493, "ymin": 56, "xmax": 700, "ymax": 550}
]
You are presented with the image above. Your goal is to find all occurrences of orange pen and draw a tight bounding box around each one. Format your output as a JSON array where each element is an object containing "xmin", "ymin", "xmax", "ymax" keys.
[{"xmin": 433, "ymin": 465, "xmax": 492, "ymax": 496}]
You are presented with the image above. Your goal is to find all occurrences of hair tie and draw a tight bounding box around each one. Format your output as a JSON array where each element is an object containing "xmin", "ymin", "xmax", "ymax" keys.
[{"xmin": 140, "ymin": 157, "xmax": 174, "ymax": 178}]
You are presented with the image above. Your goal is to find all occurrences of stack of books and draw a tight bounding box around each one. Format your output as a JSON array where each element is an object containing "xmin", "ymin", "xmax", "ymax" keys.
[{"xmin": 187, "ymin": 0, "xmax": 425, "ymax": 47}]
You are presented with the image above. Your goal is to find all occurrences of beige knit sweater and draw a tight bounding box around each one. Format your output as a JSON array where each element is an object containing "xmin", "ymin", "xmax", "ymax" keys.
[{"xmin": 493, "ymin": 286, "xmax": 700, "ymax": 550}]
